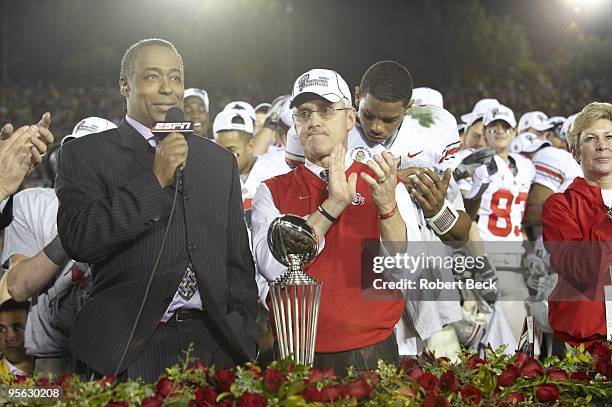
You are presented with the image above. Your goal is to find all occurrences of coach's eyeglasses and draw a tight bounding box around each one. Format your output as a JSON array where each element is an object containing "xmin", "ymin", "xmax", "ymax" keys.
[{"xmin": 293, "ymin": 107, "xmax": 352, "ymax": 124}]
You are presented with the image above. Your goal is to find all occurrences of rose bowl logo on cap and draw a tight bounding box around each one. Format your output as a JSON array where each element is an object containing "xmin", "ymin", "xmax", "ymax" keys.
[{"xmin": 298, "ymin": 74, "xmax": 310, "ymax": 92}]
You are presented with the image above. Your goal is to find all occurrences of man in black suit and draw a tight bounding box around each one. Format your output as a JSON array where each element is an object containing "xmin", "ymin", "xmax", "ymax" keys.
[{"xmin": 55, "ymin": 38, "xmax": 260, "ymax": 382}]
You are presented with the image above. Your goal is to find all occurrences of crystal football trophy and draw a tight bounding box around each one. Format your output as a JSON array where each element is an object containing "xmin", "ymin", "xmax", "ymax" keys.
[{"xmin": 267, "ymin": 214, "xmax": 322, "ymax": 364}]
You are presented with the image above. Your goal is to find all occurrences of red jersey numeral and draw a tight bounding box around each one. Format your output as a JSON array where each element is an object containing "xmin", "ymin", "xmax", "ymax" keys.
[{"xmin": 487, "ymin": 189, "xmax": 528, "ymax": 237}]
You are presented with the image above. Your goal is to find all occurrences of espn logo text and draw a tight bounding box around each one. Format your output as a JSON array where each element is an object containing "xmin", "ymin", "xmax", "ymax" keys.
[{"xmin": 152, "ymin": 122, "xmax": 194, "ymax": 132}]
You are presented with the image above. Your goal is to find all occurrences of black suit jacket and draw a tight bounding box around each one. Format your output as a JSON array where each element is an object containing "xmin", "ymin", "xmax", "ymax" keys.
[{"xmin": 55, "ymin": 120, "xmax": 260, "ymax": 374}]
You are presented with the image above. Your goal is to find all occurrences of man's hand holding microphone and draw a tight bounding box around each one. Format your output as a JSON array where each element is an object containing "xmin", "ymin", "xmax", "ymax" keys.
[
  {"xmin": 153, "ymin": 133, "xmax": 188, "ymax": 188},
  {"xmin": 151, "ymin": 107, "xmax": 192, "ymax": 188}
]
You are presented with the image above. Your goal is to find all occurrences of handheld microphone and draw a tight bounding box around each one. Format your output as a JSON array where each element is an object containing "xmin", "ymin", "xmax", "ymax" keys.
[{"xmin": 151, "ymin": 107, "xmax": 193, "ymax": 141}]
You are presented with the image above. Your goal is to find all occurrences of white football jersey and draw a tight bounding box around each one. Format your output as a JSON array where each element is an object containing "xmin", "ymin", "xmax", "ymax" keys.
[
  {"xmin": 388, "ymin": 105, "xmax": 461, "ymax": 171},
  {"xmin": 531, "ymin": 146, "xmax": 582, "ymax": 193},
  {"xmin": 241, "ymin": 149, "xmax": 291, "ymax": 210},
  {"xmin": 469, "ymin": 153, "xmax": 535, "ymax": 242}
]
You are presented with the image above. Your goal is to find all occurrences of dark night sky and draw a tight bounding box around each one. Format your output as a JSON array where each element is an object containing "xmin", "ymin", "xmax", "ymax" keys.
[{"xmin": 2, "ymin": 0, "xmax": 611, "ymax": 95}]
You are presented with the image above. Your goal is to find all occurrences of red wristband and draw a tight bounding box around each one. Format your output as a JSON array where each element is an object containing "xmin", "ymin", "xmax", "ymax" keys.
[{"xmin": 378, "ymin": 204, "xmax": 398, "ymax": 220}]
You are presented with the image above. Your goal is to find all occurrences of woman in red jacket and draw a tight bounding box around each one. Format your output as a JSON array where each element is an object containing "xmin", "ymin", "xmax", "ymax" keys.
[{"xmin": 542, "ymin": 102, "xmax": 612, "ymax": 347}]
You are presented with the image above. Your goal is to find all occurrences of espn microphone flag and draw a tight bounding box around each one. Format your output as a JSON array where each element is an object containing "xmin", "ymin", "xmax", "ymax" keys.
[{"xmin": 151, "ymin": 107, "xmax": 193, "ymax": 140}]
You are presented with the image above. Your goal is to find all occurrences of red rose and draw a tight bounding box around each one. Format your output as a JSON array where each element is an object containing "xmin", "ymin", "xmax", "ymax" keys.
[
  {"xmin": 37, "ymin": 377, "xmax": 50, "ymax": 386},
  {"xmin": 400, "ymin": 357, "xmax": 420, "ymax": 372},
  {"xmin": 99, "ymin": 374, "xmax": 116, "ymax": 387},
  {"xmin": 513, "ymin": 352, "xmax": 529, "ymax": 367},
  {"xmin": 301, "ymin": 385, "xmax": 322, "ymax": 402},
  {"xmin": 548, "ymin": 368, "xmax": 569, "ymax": 382},
  {"xmin": 423, "ymin": 394, "xmax": 450, "ymax": 407},
  {"xmin": 361, "ymin": 371, "xmax": 380, "ymax": 386},
  {"xmin": 588, "ymin": 341, "xmax": 610, "ymax": 358},
  {"xmin": 141, "ymin": 395, "xmax": 164, "ymax": 407},
  {"xmin": 535, "ymin": 384, "xmax": 560, "ymax": 402},
  {"xmin": 520, "ymin": 358, "xmax": 543, "ymax": 378},
  {"xmin": 263, "ymin": 368, "xmax": 283, "ymax": 393},
  {"xmin": 238, "ymin": 392, "xmax": 267, "ymax": 407},
  {"xmin": 320, "ymin": 384, "xmax": 346, "ymax": 402},
  {"xmin": 417, "ymin": 372, "xmax": 441, "ymax": 395},
  {"xmin": 406, "ymin": 367, "xmax": 424, "ymax": 380},
  {"xmin": 505, "ymin": 392, "xmax": 525, "ymax": 403},
  {"xmin": 346, "ymin": 378, "xmax": 373, "ymax": 400},
  {"xmin": 440, "ymin": 370, "xmax": 459, "ymax": 392},
  {"xmin": 214, "ymin": 369, "xmax": 236, "ymax": 392},
  {"xmin": 53, "ymin": 373, "xmax": 73, "ymax": 387},
  {"xmin": 498, "ymin": 365, "xmax": 520, "ymax": 387},
  {"xmin": 321, "ymin": 368, "xmax": 336, "ymax": 378},
  {"xmin": 570, "ymin": 370, "xmax": 590, "ymax": 381},
  {"xmin": 155, "ymin": 377, "xmax": 175, "ymax": 398},
  {"xmin": 595, "ymin": 360, "xmax": 612, "ymax": 378},
  {"xmin": 14, "ymin": 375, "xmax": 28, "ymax": 384},
  {"xmin": 460, "ymin": 384, "xmax": 482, "ymax": 405},
  {"xmin": 194, "ymin": 386, "xmax": 218, "ymax": 404},
  {"xmin": 306, "ymin": 368, "xmax": 323, "ymax": 382},
  {"xmin": 306, "ymin": 367, "xmax": 336, "ymax": 382},
  {"xmin": 466, "ymin": 355, "xmax": 485, "ymax": 370}
]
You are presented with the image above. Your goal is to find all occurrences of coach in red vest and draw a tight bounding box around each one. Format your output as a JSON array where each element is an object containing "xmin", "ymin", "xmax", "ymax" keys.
[{"xmin": 251, "ymin": 69, "xmax": 411, "ymax": 373}]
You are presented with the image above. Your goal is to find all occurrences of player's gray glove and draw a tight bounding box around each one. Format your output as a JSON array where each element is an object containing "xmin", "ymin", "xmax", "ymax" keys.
[{"xmin": 453, "ymin": 148, "xmax": 497, "ymax": 181}]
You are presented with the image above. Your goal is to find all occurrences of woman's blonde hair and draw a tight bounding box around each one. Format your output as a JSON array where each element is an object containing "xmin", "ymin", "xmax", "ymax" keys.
[{"xmin": 568, "ymin": 102, "xmax": 612, "ymax": 151}]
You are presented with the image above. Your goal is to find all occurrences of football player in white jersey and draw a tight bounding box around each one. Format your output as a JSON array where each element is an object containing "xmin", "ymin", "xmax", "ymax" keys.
[
  {"xmin": 463, "ymin": 104, "xmax": 535, "ymax": 343},
  {"xmin": 512, "ymin": 116, "xmax": 583, "ymax": 356},
  {"xmin": 519, "ymin": 116, "xmax": 583, "ymax": 235}
]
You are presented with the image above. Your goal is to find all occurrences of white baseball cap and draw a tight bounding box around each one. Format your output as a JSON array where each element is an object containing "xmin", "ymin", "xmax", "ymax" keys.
[
  {"xmin": 184, "ymin": 88, "xmax": 210, "ymax": 112},
  {"xmin": 548, "ymin": 116, "xmax": 566, "ymax": 127},
  {"xmin": 61, "ymin": 117, "xmax": 117, "ymax": 145},
  {"xmin": 213, "ymin": 109, "xmax": 254, "ymax": 135},
  {"xmin": 278, "ymin": 96, "xmax": 293, "ymax": 127},
  {"xmin": 560, "ymin": 113, "xmax": 578, "ymax": 141},
  {"xmin": 510, "ymin": 132, "xmax": 551, "ymax": 154},
  {"xmin": 254, "ymin": 103, "xmax": 271, "ymax": 113},
  {"xmin": 223, "ymin": 101, "xmax": 256, "ymax": 120},
  {"xmin": 412, "ymin": 87, "xmax": 443, "ymax": 108},
  {"xmin": 483, "ymin": 104, "xmax": 517, "ymax": 128},
  {"xmin": 461, "ymin": 98, "xmax": 501, "ymax": 129},
  {"xmin": 517, "ymin": 111, "xmax": 549, "ymax": 133},
  {"xmin": 290, "ymin": 68, "xmax": 351, "ymax": 108}
]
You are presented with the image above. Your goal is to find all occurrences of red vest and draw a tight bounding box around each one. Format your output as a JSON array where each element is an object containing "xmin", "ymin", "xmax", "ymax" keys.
[{"xmin": 264, "ymin": 162, "xmax": 404, "ymax": 352}]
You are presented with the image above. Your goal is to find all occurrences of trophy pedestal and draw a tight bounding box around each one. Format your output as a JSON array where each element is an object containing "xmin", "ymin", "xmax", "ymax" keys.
[{"xmin": 269, "ymin": 267, "xmax": 322, "ymax": 365}]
